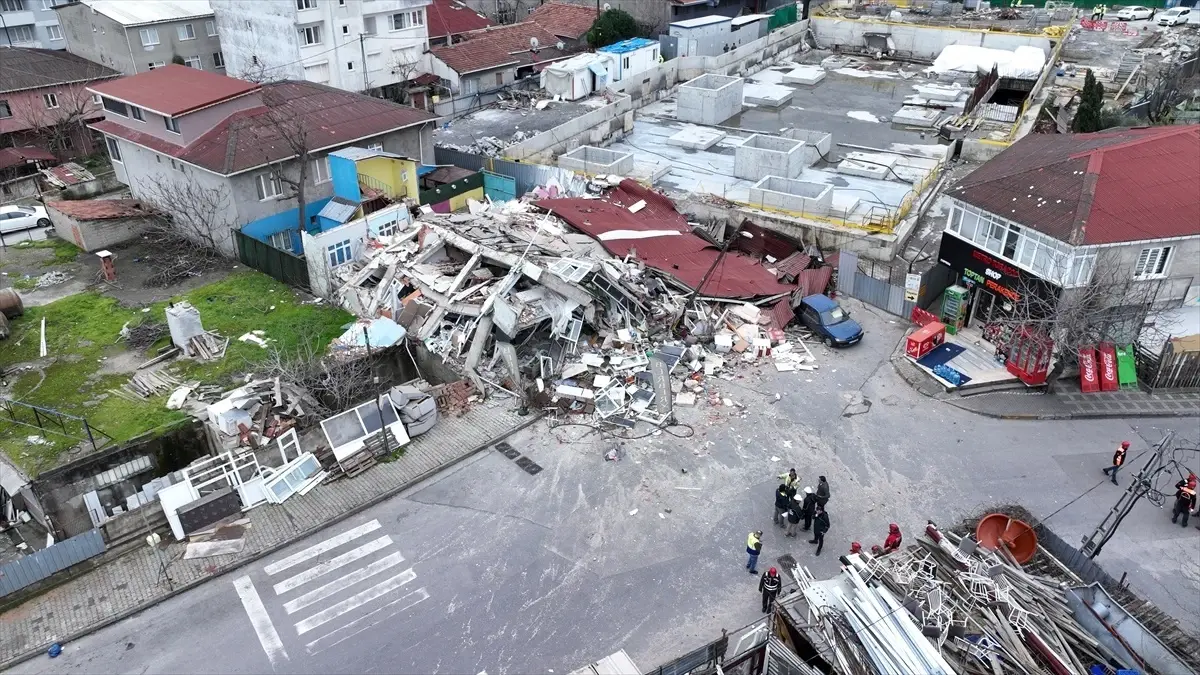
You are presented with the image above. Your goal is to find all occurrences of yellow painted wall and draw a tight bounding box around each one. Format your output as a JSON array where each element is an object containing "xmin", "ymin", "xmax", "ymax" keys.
[
  {"xmin": 447, "ymin": 187, "xmax": 484, "ymax": 212},
  {"xmin": 355, "ymin": 157, "xmax": 420, "ymax": 199}
]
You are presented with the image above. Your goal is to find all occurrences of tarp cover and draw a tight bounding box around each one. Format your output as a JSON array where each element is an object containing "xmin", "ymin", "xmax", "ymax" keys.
[{"xmin": 929, "ymin": 44, "xmax": 1045, "ymax": 79}]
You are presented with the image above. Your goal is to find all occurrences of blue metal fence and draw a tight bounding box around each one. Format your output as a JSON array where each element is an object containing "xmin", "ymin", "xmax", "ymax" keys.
[{"xmin": 0, "ymin": 528, "xmax": 106, "ymax": 597}]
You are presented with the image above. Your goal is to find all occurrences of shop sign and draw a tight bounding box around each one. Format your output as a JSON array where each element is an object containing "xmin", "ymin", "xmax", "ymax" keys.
[
  {"xmin": 937, "ymin": 233, "xmax": 1039, "ymax": 303},
  {"xmin": 1079, "ymin": 346, "xmax": 1100, "ymax": 393}
]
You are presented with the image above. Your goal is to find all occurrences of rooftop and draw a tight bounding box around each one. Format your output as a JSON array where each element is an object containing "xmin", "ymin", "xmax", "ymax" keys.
[
  {"xmin": 598, "ymin": 37, "xmax": 658, "ymax": 54},
  {"xmin": 92, "ymin": 80, "xmax": 438, "ymax": 175},
  {"xmin": 46, "ymin": 199, "xmax": 155, "ymax": 221},
  {"xmin": 524, "ymin": 1, "xmax": 599, "ymax": 40},
  {"xmin": 430, "ymin": 22, "xmax": 570, "ymax": 75},
  {"xmin": 0, "ymin": 48, "xmax": 120, "ymax": 94},
  {"xmin": 950, "ymin": 126, "xmax": 1200, "ymax": 246},
  {"xmin": 74, "ymin": 0, "xmax": 214, "ymax": 26},
  {"xmin": 426, "ymin": 0, "xmax": 492, "ymax": 40},
  {"xmin": 0, "ymin": 146, "xmax": 57, "ymax": 171},
  {"xmin": 670, "ymin": 15, "xmax": 732, "ymax": 28},
  {"xmin": 88, "ymin": 64, "xmax": 260, "ymax": 118}
]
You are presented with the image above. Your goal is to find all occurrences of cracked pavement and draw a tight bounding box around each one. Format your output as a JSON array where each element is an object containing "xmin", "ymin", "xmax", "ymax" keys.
[{"xmin": 10, "ymin": 298, "xmax": 1198, "ymax": 675}]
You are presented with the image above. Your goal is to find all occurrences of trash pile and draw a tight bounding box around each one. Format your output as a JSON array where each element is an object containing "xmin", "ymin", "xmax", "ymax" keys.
[
  {"xmin": 34, "ymin": 271, "xmax": 69, "ymax": 288},
  {"xmin": 204, "ymin": 377, "xmax": 323, "ymax": 450}
]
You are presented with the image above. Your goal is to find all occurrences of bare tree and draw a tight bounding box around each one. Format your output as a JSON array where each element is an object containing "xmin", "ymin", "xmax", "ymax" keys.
[
  {"xmin": 259, "ymin": 87, "xmax": 313, "ymax": 237},
  {"xmin": 386, "ymin": 53, "xmax": 423, "ymax": 105},
  {"xmin": 258, "ymin": 330, "xmax": 376, "ymax": 418},
  {"xmin": 135, "ymin": 174, "xmax": 234, "ymax": 285},
  {"xmin": 991, "ymin": 250, "xmax": 1166, "ymax": 393},
  {"xmin": 14, "ymin": 77, "xmax": 103, "ymax": 157}
]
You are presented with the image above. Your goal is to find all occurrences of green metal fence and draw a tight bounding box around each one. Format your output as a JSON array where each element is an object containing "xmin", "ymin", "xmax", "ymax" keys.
[{"xmin": 234, "ymin": 230, "xmax": 311, "ymax": 291}]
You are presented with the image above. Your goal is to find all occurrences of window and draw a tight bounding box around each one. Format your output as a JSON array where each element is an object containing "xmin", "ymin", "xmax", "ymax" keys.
[
  {"xmin": 91, "ymin": 93, "xmax": 101, "ymax": 105},
  {"xmin": 304, "ymin": 61, "xmax": 330, "ymax": 83},
  {"xmin": 184, "ymin": 55, "xmax": 203, "ymax": 69},
  {"xmin": 164, "ymin": 116, "xmax": 180, "ymax": 134},
  {"xmin": 205, "ymin": 20, "xmax": 217, "ymax": 36},
  {"xmin": 495, "ymin": 72, "xmax": 503, "ymax": 86},
  {"xmin": 47, "ymin": 24, "xmax": 64, "ymax": 41},
  {"xmin": 0, "ymin": 101, "xmax": 10, "ymax": 119},
  {"xmin": 130, "ymin": 105, "xmax": 144, "ymax": 121},
  {"xmin": 213, "ymin": 52, "xmax": 225, "ymax": 69},
  {"xmin": 410, "ymin": 9, "xmax": 424, "ymax": 26},
  {"xmin": 312, "ymin": 156, "xmax": 330, "ymax": 183},
  {"xmin": 139, "ymin": 27, "xmax": 159, "ymax": 46},
  {"xmin": 256, "ymin": 173, "xmax": 282, "ymax": 200},
  {"xmin": 147, "ymin": 61, "xmax": 165, "ymax": 69},
  {"xmin": 101, "ymin": 97, "xmax": 128, "ymax": 115},
  {"xmin": 342, "ymin": 24, "xmax": 349, "ymax": 35},
  {"xmin": 297, "ymin": 0, "xmax": 316, "ymax": 8},
  {"xmin": 43, "ymin": 93, "xmax": 59, "ymax": 109},
  {"xmin": 346, "ymin": 61, "xmax": 354, "ymax": 71},
  {"xmin": 299, "ymin": 24, "xmax": 322, "ymax": 45},
  {"xmin": 177, "ymin": 23, "xmax": 196, "ymax": 40},
  {"xmin": 363, "ymin": 16, "xmax": 376, "ymax": 34},
  {"xmin": 327, "ymin": 239, "xmax": 353, "ymax": 267},
  {"xmin": 105, "ymin": 137, "xmax": 122, "ymax": 162},
  {"xmin": 366, "ymin": 142, "xmax": 383, "ymax": 152},
  {"xmin": 622, "ymin": 56, "xmax": 630, "ymax": 69},
  {"xmin": 41, "ymin": 0, "xmax": 53, "ymax": 9},
  {"xmin": 0, "ymin": 0, "xmax": 24, "ymax": 11},
  {"xmin": 391, "ymin": 12, "xmax": 409, "ymax": 30},
  {"xmin": 462, "ymin": 77, "xmax": 478, "ymax": 95},
  {"xmin": 1134, "ymin": 246, "xmax": 1172, "ymax": 279},
  {"xmin": 268, "ymin": 231, "xmax": 292, "ymax": 251},
  {"xmin": 9, "ymin": 25, "xmax": 34, "ymax": 43},
  {"xmin": 338, "ymin": 0, "xmax": 346, "ymax": 5}
]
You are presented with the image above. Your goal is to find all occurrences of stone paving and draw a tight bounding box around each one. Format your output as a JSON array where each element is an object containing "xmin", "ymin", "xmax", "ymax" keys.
[
  {"xmin": 947, "ymin": 384, "xmax": 1200, "ymax": 419},
  {"xmin": 0, "ymin": 402, "xmax": 532, "ymax": 666}
]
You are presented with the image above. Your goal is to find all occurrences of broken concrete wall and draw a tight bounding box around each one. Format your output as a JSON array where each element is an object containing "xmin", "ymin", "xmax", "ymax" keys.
[
  {"xmin": 504, "ymin": 96, "xmax": 634, "ymax": 164},
  {"xmin": 810, "ymin": 18, "xmax": 1052, "ymax": 61},
  {"xmin": 734, "ymin": 135, "xmax": 807, "ymax": 181},
  {"xmin": 302, "ymin": 218, "xmax": 370, "ymax": 299},
  {"xmin": 677, "ymin": 73, "xmax": 744, "ymax": 126},
  {"xmin": 748, "ymin": 176, "xmax": 834, "ymax": 216},
  {"xmin": 49, "ymin": 212, "xmax": 158, "ymax": 253}
]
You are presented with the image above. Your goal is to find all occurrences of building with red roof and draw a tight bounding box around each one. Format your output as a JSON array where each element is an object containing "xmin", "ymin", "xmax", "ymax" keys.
[
  {"xmin": 525, "ymin": 1, "xmax": 599, "ymax": 47},
  {"xmin": 937, "ymin": 126, "xmax": 1200, "ymax": 327},
  {"xmin": 426, "ymin": 0, "xmax": 493, "ymax": 46},
  {"xmin": 88, "ymin": 65, "xmax": 438, "ymax": 256},
  {"xmin": 427, "ymin": 21, "xmax": 578, "ymax": 99}
]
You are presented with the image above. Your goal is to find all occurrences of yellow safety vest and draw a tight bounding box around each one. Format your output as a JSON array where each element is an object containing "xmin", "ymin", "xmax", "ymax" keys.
[{"xmin": 747, "ymin": 533, "xmax": 760, "ymax": 550}]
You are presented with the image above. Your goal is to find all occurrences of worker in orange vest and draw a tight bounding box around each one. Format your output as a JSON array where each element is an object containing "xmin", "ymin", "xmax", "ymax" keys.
[
  {"xmin": 1171, "ymin": 474, "xmax": 1197, "ymax": 528},
  {"xmin": 1102, "ymin": 441, "xmax": 1129, "ymax": 485}
]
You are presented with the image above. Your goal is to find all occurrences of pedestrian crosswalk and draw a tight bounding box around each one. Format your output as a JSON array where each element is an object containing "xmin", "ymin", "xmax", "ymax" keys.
[{"xmin": 234, "ymin": 518, "xmax": 430, "ymax": 669}]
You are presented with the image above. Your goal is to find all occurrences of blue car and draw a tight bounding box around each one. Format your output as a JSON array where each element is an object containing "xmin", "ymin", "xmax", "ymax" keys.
[{"xmin": 795, "ymin": 294, "xmax": 864, "ymax": 347}]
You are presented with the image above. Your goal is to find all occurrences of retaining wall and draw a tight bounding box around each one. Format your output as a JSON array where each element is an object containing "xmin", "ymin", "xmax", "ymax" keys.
[
  {"xmin": 811, "ymin": 17, "xmax": 1052, "ymax": 60},
  {"xmin": 504, "ymin": 96, "xmax": 634, "ymax": 164},
  {"xmin": 748, "ymin": 176, "xmax": 834, "ymax": 215}
]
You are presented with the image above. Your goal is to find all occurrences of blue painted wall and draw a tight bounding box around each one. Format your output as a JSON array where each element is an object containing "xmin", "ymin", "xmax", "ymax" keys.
[
  {"xmin": 241, "ymin": 197, "xmax": 334, "ymax": 253},
  {"xmin": 330, "ymin": 154, "xmax": 361, "ymax": 203}
]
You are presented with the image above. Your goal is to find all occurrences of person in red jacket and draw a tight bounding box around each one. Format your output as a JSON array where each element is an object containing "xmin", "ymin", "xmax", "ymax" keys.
[
  {"xmin": 882, "ymin": 523, "xmax": 903, "ymax": 554},
  {"xmin": 1102, "ymin": 441, "xmax": 1130, "ymax": 485}
]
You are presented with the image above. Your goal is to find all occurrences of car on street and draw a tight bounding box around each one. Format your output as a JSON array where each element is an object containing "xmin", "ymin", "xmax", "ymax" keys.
[
  {"xmin": 1114, "ymin": 5, "xmax": 1152, "ymax": 20},
  {"xmin": 795, "ymin": 294, "xmax": 864, "ymax": 347},
  {"xmin": 0, "ymin": 204, "xmax": 51, "ymax": 233},
  {"xmin": 1157, "ymin": 6, "xmax": 1192, "ymax": 25}
]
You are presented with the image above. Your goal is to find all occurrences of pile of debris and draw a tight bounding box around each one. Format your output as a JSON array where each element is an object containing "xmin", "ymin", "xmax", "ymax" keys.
[
  {"xmin": 186, "ymin": 331, "xmax": 229, "ymax": 361},
  {"xmin": 33, "ymin": 271, "xmax": 69, "ymax": 288},
  {"xmin": 118, "ymin": 320, "xmax": 168, "ymax": 353},
  {"xmin": 113, "ymin": 369, "xmax": 184, "ymax": 400},
  {"xmin": 204, "ymin": 378, "xmax": 322, "ymax": 449}
]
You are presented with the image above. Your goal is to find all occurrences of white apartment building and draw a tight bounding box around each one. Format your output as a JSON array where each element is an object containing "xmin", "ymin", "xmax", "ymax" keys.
[{"xmin": 210, "ymin": 0, "xmax": 431, "ymax": 96}]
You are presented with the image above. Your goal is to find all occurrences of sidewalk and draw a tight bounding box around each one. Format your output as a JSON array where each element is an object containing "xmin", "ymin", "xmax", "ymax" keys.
[{"xmin": 0, "ymin": 402, "xmax": 536, "ymax": 668}]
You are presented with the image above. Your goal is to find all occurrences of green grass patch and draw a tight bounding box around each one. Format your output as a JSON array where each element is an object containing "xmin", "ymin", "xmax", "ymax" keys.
[
  {"xmin": 15, "ymin": 237, "xmax": 81, "ymax": 266},
  {"xmin": 11, "ymin": 276, "xmax": 36, "ymax": 291},
  {"xmin": 0, "ymin": 271, "xmax": 351, "ymax": 473}
]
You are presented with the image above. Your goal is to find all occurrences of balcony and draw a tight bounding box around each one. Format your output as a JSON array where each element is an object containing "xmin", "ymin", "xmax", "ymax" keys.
[
  {"xmin": 360, "ymin": 0, "xmax": 427, "ymax": 16},
  {"xmin": 0, "ymin": 9, "xmax": 36, "ymax": 26}
]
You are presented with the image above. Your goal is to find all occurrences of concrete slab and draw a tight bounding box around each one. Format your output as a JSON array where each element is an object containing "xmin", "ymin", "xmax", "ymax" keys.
[
  {"xmin": 836, "ymin": 152, "xmax": 898, "ymax": 180},
  {"xmin": 782, "ymin": 65, "xmax": 827, "ymax": 85},
  {"xmin": 904, "ymin": 95, "xmax": 967, "ymax": 113},
  {"xmin": 666, "ymin": 125, "xmax": 728, "ymax": 150},
  {"xmin": 558, "ymin": 146, "xmax": 635, "ymax": 175},
  {"xmin": 677, "ymin": 73, "xmax": 744, "ymax": 126},
  {"xmin": 743, "ymin": 82, "xmax": 795, "ymax": 107},
  {"xmin": 892, "ymin": 105, "xmax": 944, "ymax": 127},
  {"xmin": 733, "ymin": 134, "xmax": 806, "ymax": 181},
  {"xmin": 748, "ymin": 175, "xmax": 834, "ymax": 215},
  {"xmin": 913, "ymin": 83, "xmax": 965, "ymax": 101}
]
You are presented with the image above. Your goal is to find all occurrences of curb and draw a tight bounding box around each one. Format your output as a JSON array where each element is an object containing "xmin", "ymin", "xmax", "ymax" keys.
[
  {"xmin": 953, "ymin": 405, "xmax": 1198, "ymax": 421},
  {"xmin": 1, "ymin": 411, "xmax": 544, "ymax": 671}
]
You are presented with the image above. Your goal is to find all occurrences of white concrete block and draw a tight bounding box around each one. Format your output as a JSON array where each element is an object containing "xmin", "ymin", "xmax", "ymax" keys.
[
  {"xmin": 666, "ymin": 125, "xmax": 728, "ymax": 150},
  {"xmin": 782, "ymin": 65, "xmax": 826, "ymax": 85},
  {"xmin": 892, "ymin": 105, "xmax": 943, "ymax": 127},
  {"xmin": 743, "ymin": 82, "xmax": 794, "ymax": 107}
]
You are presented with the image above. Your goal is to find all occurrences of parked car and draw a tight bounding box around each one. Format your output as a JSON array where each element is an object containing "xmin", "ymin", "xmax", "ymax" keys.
[
  {"xmin": 795, "ymin": 294, "xmax": 864, "ymax": 347},
  {"xmin": 1157, "ymin": 6, "xmax": 1192, "ymax": 25},
  {"xmin": 1115, "ymin": 5, "xmax": 1152, "ymax": 20},
  {"xmin": 0, "ymin": 205, "xmax": 50, "ymax": 233}
]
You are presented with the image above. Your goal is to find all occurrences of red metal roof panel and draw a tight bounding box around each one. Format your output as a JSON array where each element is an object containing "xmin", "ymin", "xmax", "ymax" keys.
[
  {"xmin": 88, "ymin": 64, "xmax": 260, "ymax": 117},
  {"xmin": 525, "ymin": 1, "xmax": 599, "ymax": 39},
  {"xmin": 427, "ymin": 0, "xmax": 493, "ymax": 39},
  {"xmin": 430, "ymin": 22, "xmax": 570, "ymax": 74},
  {"xmin": 47, "ymin": 199, "xmax": 154, "ymax": 220},
  {"xmin": 0, "ymin": 146, "xmax": 58, "ymax": 170}
]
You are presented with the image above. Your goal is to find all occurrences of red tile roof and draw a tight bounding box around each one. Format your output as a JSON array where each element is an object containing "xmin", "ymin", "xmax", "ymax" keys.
[
  {"xmin": 47, "ymin": 199, "xmax": 155, "ymax": 220},
  {"xmin": 525, "ymin": 1, "xmax": 599, "ymax": 40},
  {"xmin": 88, "ymin": 65, "xmax": 261, "ymax": 118},
  {"xmin": 950, "ymin": 126, "xmax": 1200, "ymax": 246},
  {"xmin": 0, "ymin": 146, "xmax": 58, "ymax": 171},
  {"xmin": 92, "ymin": 81, "xmax": 438, "ymax": 176},
  {"xmin": 537, "ymin": 181, "xmax": 798, "ymax": 299},
  {"xmin": 426, "ymin": 0, "xmax": 493, "ymax": 40},
  {"xmin": 430, "ymin": 22, "xmax": 570, "ymax": 75},
  {"xmin": 0, "ymin": 48, "xmax": 120, "ymax": 94}
]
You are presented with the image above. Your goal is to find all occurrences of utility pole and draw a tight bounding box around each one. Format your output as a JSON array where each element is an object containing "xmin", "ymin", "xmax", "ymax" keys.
[
  {"xmin": 1081, "ymin": 431, "xmax": 1175, "ymax": 559},
  {"xmin": 359, "ymin": 33, "xmax": 369, "ymax": 92},
  {"xmin": 671, "ymin": 220, "xmax": 746, "ymax": 335}
]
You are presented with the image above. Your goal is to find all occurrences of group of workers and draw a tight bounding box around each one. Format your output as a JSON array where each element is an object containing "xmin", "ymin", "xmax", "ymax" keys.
[{"xmin": 1103, "ymin": 440, "xmax": 1200, "ymax": 529}]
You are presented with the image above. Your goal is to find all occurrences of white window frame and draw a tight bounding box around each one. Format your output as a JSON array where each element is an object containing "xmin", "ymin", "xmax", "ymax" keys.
[
  {"xmin": 363, "ymin": 16, "xmax": 377, "ymax": 34},
  {"xmin": 139, "ymin": 27, "xmax": 159, "ymax": 47},
  {"xmin": 312, "ymin": 156, "xmax": 331, "ymax": 184},
  {"xmin": 0, "ymin": 0, "xmax": 25, "ymax": 11},
  {"xmin": 90, "ymin": 93, "xmax": 101, "ymax": 105},
  {"xmin": 41, "ymin": 0, "xmax": 53, "ymax": 10},
  {"xmin": 261, "ymin": 453, "xmax": 322, "ymax": 504},
  {"xmin": 366, "ymin": 142, "xmax": 383, "ymax": 152},
  {"xmin": 391, "ymin": 12, "xmax": 409, "ymax": 30},
  {"xmin": 164, "ymin": 116, "xmax": 180, "ymax": 134},
  {"xmin": 9, "ymin": 25, "xmax": 34, "ymax": 43},
  {"xmin": 105, "ymin": 137, "xmax": 122, "ymax": 163},
  {"xmin": 256, "ymin": 173, "xmax": 282, "ymax": 201},
  {"xmin": 299, "ymin": 24, "xmax": 322, "ymax": 46},
  {"xmin": 462, "ymin": 77, "xmax": 478, "ymax": 95},
  {"xmin": 184, "ymin": 55, "xmax": 203, "ymax": 69},
  {"xmin": 130, "ymin": 105, "xmax": 145, "ymax": 121},
  {"xmin": 177, "ymin": 23, "xmax": 196, "ymax": 40},
  {"xmin": 205, "ymin": 20, "xmax": 217, "ymax": 36},
  {"xmin": 296, "ymin": 0, "xmax": 317, "ymax": 9},
  {"xmin": 327, "ymin": 239, "xmax": 353, "ymax": 267},
  {"xmin": 1133, "ymin": 246, "xmax": 1173, "ymax": 280},
  {"xmin": 268, "ymin": 230, "xmax": 292, "ymax": 250},
  {"xmin": 147, "ymin": 61, "xmax": 165, "ymax": 70},
  {"xmin": 0, "ymin": 100, "xmax": 10, "ymax": 119},
  {"xmin": 346, "ymin": 60, "xmax": 355, "ymax": 71},
  {"xmin": 410, "ymin": 9, "xmax": 424, "ymax": 26},
  {"xmin": 43, "ymin": 93, "xmax": 59, "ymax": 109},
  {"xmin": 46, "ymin": 24, "xmax": 64, "ymax": 41},
  {"xmin": 213, "ymin": 52, "xmax": 225, "ymax": 69}
]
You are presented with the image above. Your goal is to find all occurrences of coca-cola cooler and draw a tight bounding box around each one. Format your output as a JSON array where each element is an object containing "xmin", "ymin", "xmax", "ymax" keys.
[
  {"xmin": 1079, "ymin": 346, "xmax": 1100, "ymax": 393},
  {"xmin": 1005, "ymin": 326, "xmax": 1052, "ymax": 386},
  {"xmin": 1097, "ymin": 342, "xmax": 1119, "ymax": 392},
  {"xmin": 905, "ymin": 321, "xmax": 946, "ymax": 359}
]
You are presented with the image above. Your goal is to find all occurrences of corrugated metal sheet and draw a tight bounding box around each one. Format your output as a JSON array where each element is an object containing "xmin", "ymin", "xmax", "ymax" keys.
[
  {"xmin": 0, "ymin": 529, "xmax": 106, "ymax": 597},
  {"xmin": 318, "ymin": 197, "xmax": 359, "ymax": 224},
  {"xmin": 837, "ymin": 251, "xmax": 915, "ymax": 318},
  {"xmin": 770, "ymin": 298, "xmax": 795, "ymax": 330},
  {"xmin": 775, "ymin": 251, "xmax": 812, "ymax": 280},
  {"xmin": 796, "ymin": 266, "xmax": 833, "ymax": 297}
]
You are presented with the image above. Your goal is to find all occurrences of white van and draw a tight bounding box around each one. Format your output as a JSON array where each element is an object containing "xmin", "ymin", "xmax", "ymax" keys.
[{"xmin": 1157, "ymin": 6, "xmax": 1192, "ymax": 25}]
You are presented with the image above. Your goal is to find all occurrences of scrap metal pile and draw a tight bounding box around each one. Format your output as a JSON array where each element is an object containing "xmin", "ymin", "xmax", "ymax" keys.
[
  {"xmin": 791, "ymin": 517, "xmax": 1200, "ymax": 675},
  {"xmin": 328, "ymin": 180, "xmax": 834, "ymax": 428}
]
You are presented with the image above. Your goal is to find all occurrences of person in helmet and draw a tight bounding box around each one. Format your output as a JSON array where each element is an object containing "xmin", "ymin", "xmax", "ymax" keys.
[{"xmin": 759, "ymin": 567, "xmax": 782, "ymax": 613}]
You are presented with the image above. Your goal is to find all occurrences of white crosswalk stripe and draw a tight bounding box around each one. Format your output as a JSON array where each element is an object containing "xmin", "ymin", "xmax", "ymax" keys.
[{"xmin": 237, "ymin": 518, "xmax": 429, "ymax": 661}]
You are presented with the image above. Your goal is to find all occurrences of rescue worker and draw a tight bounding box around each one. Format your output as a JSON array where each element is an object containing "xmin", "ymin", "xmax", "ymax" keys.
[
  {"xmin": 1171, "ymin": 475, "xmax": 1197, "ymax": 528},
  {"xmin": 778, "ymin": 468, "xmax": 799, "ymax": 490},
  {"xmin": 800, "ymin": 486, "xmax": 817, "ymax": 531},
  {"xmin": 1102, "ymin": 441, "xmax": 1129, "ymax": 485},
  {"xmin": 773, "ymin": 483, "xmax": 794, "ymax": 528},
  {"xmin": 786, "ymin": 494, "xmax": 802, "ymax": 538},
  {"xmin": 746, "ymin": 530, "xmax": 764, "ymax": 574},
  {"xmin": 815, "ymin": 476, "xmax": 831, "ymax": 509},
  {"xmin": 850, "ymin": 541, "xmax": 864, "ymax": 555},
  {"xmin": 809, "ymin": 505, "xmax": 830, "ymax": 556},
  {"xmin": 882, "ymin": 523, "xmax": 903, "ymax": 554},
  {"xmin": 758, "ymin": 567, "xmax": 782, "ymax": 613}
]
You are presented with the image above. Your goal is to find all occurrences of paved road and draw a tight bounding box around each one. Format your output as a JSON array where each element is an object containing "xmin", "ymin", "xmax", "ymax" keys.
[{"xmin": 10, "ymin": 300, "xmax": 1198, "ymax": 674}]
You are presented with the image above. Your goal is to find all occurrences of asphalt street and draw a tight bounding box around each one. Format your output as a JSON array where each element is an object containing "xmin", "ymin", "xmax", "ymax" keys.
[{"xmin": 9, "ymin": 299, "xmax": 1198, "ymax": 675}]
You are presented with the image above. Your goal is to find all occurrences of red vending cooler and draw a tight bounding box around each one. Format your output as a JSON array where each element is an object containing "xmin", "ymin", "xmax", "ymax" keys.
[
  {"xmin": 1079, "ymin": 346, "xmax": 1100, "ymax": 393},
  {"xmin": 1006, "ymin": 326, "xmax": 1052, "ymax": 386},
  {"xmin": 906, "ymin": 321, "xmax": 946, "ymax": 359},
  {"xmin": 1097, "ymin": 342, "xmax": 1119, "ymax": 392}
]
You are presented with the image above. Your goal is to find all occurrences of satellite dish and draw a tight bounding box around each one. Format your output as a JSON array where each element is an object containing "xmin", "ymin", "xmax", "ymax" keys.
[
  {"xmin": 603, "ymin": 2, "xmax": 611, "ymax": 9},
  {"xmin": 556, "ymin": 41, "xmax": 565, "ymax": 50},
  {"xmin": 530, "ymin": 36, "xmax": 539, "ymax": 49}
]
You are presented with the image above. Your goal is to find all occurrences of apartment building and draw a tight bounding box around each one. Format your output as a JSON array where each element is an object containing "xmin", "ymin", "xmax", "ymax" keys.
[
  {"xmin": 0, "ymin": 0, "xmax": 69, "ymax": 50},
  {"xmin": 54, "ymin": 0, "xmax": 222, "ymax": 75},
  {"xmin": 210, "ymin": 0, "xmax": 431, "ymax": 98}
]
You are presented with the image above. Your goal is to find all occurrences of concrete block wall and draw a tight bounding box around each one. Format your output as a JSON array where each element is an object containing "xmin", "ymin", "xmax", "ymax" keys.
[
  {"xmin": 810, "ymin": 18, "xmax": 1052, "ymax": 61},
  {"xmin": 557, "ymin": 146, "xmax": 636, "ymax": 175},
  {"xmin": 748, "ymin": 176, "xmax": 834, "ymax": 215},
  {"xmin": 677, "ymin": 74, "xmax": 744, "ymax": 126},
  {"xmin": 49, "ymin": 212, "xmax": 155, "ymax": 253},
  {"xmin": 505, "ymin": 96, "xmax": 634, "ymax": 163},
  {"xmin": 782, "ymin": 128, "xmax": 832, "ymax": 159},
  {"xmin": 734, "ymin": 135, "xmax": 807, "ymax": 181}
]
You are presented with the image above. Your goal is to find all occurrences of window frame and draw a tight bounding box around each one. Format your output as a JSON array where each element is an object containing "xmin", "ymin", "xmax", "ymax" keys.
[
  {"xmin": 213, "ymin": 51, "xmax": 225, "ymax": 69},
  {"xmin": 1133, "ymin": 246, "xmax": 1173, "ymax": 280},
  {"xmin": 177, "ymin": 23, "xmax": 196, "ymax": 41},
  {"xmin": 296, "ymin": 0, "xmax": 317, "ymax": 9},
  {"xmin": 129, "ymin": 105, "xmax": 145, "ymax": 121},
  {"xmin": 268, "ymin": 230, "xmax": 292, "ymax": 251},
  {"xmin": 327, "ymin": 239, "xmax": 353, "ymax": 267},
  {"xmin": 105, "ymin": 137, "xmax": 122, "ymax": 163},
  {"xmin": 9, "ymin": 24, "xmax": 34, "ymax": 43},
  {"xmin": 43, "ymin": 93, "xmax": 59, "ymax": 109},
  {"xmin": 0, "ymin": 0, "xmax": 25, "ymax": 13},
  {"xmin": 366, "ymin": 142, "xmax": 383, "ymax": 152},
  {"xmin": 147, "ymin": 61, "xmax": 166, "ymax": 70},
  {"xmin": 46, "ymin": 24, "xmax": 64, "ymax": 41},
  {"xmin": 312, "ymin": 156, "xmax": 331, "ymax": 184},
  {"xmin": 391, "ymin": 12, "xmax": 409, "ymax": 30},
  {"xmin": 139, "ymin": 27, "xmax": 159, "ymax": 47},
  {"xmin": 205, "ymin": 19, "xmax": 217, "ymax": 36},
  {"xmin": 164, "ymin": 116, "xmax": 181, "ymax": 134},
  {"xmin": 256, "ymin": 173, "xmax": 282, "ymax": 201},
  {"xmin": 0, "ymin": 100, "xmax": 11, "ymax": 119},
  {"xmin": 184, "ymin": 55, "xmax": 203, "ymax": 69},
  {"xmin": 299, "ymin": 24, "xmax": 322, "ymax": 46}
]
